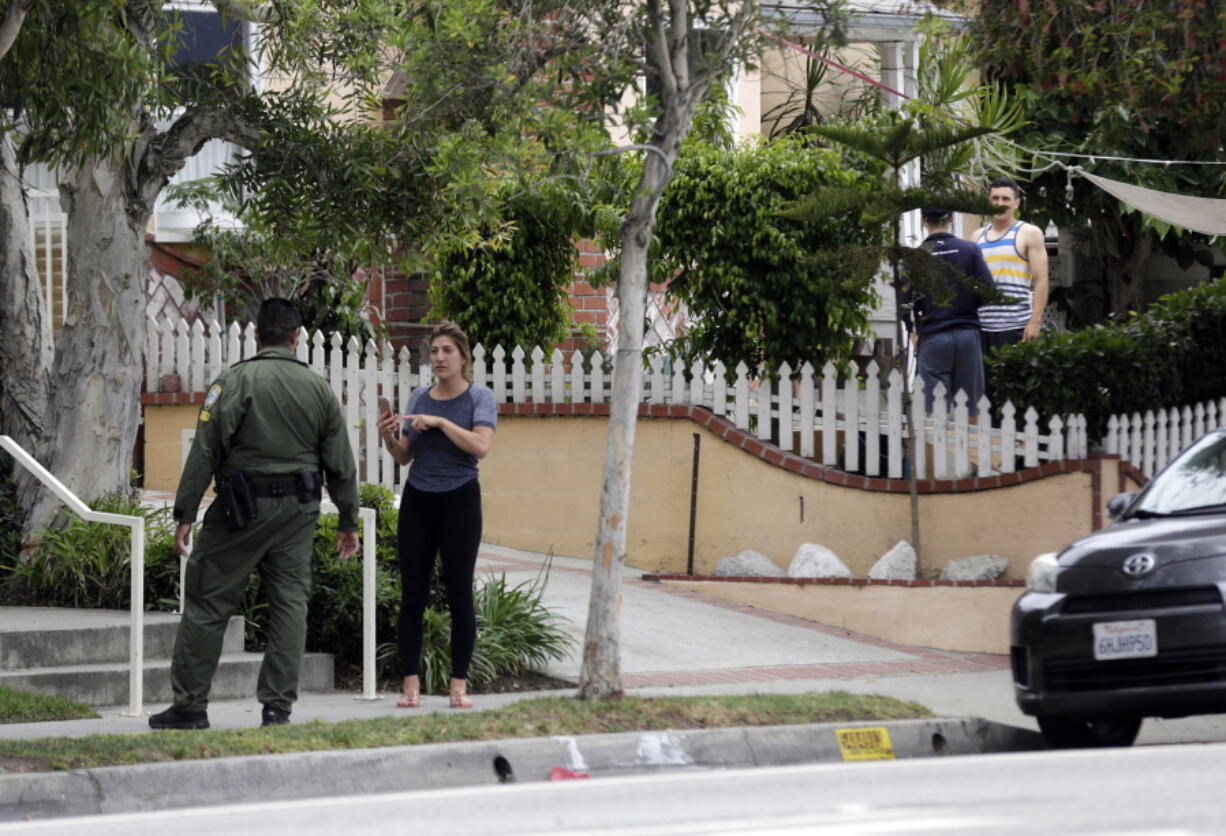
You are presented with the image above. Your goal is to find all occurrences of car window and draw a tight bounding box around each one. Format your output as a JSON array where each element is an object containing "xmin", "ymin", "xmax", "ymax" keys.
[{"xmin": 1134, "ymin": 433, "xmax": 1226, "ymax": 514}]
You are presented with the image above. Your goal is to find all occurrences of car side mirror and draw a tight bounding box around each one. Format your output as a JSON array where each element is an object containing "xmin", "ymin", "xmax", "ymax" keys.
[{"xmin": 1107, "ymin": 492, "xmax": 1137, "ymax": 521}]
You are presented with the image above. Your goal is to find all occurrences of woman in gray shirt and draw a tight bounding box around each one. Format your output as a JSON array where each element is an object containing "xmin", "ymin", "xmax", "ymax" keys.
[{"xmin": 377, "ymin": 322, "xmax": 497, "ymax": 709}]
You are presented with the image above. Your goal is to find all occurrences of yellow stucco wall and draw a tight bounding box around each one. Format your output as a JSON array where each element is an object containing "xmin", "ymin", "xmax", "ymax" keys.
[
  {"xmin": 661, "ymin": 581, "xmax": 1022, "ymax": 654},
  {"xmin": 144, "ymin": 405, "xmax": 201, "ymax": 492},
  {"xmin": 143, "ymin": 405, "xmax": 1099, "ymax": 579},
  {"xmin": 481, "ymin": 416, "xmax": 1095, "ymax": 578}
]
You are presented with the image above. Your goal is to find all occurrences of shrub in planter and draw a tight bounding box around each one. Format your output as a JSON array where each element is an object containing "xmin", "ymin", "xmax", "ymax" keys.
[{"xmin": 0, "ymin": 491, "xmax": 181, "ymax": 610}]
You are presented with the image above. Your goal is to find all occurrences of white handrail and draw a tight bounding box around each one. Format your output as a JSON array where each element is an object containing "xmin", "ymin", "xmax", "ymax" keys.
[
  {"xmin": 319, "ymin": 501, "xmax": 380, "ymax": 702},
  {"xmin": 0, "ymin": 436, "xmax": 146, "ymax": 717}
]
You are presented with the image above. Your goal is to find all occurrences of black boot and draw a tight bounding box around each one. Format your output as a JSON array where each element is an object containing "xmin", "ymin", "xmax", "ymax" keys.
[
  {"xmin": 261, "ymin": 705, "xmax": 291, "ymax": 727},
  {"xmin": 149, "ymin": 706, "xmax": 210, "ymax": 730}
]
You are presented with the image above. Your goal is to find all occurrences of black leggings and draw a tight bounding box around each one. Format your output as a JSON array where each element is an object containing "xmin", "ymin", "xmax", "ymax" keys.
[{"xmin": 396, "ymin": 479, "xmax": 482, "ymax": 679}]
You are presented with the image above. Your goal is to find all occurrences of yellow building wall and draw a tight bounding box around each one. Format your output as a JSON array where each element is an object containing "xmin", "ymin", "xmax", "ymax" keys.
[
  {"xmin": 662, "ymin": 581, "xmax": 1022, "ymax": 654},
  {"xmin": 143, "ymin": 405, "xmax": 1099, "ymax": 580},
  {"xmin": 481, "ymin": 416, "xmax": 1094, "ymax": 578},
  {"xmin": 144, "ymin": 405, "xmax": 202, "ymax": 492}
]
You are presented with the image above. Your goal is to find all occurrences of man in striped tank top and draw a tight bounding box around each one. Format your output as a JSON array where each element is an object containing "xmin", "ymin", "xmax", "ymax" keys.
[
  {"xmin": 974, "ymin": 176, "xmax": 1050, "ymax": 347},
  {"xmin": 974, "ymin": 177, "xmax": 1049, "ymax": 403}
]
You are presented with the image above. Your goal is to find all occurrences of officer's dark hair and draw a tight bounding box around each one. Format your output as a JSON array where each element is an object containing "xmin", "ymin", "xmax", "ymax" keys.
[
  {"xmin": 988, "ymin": 176, "xmax": 1022, "ymax": 200},
  {"xmin": 431, "ymin": 321, "xmax": 473, "ymax": 382},
  {"xmin": 256, "ymin": 298, "xmax": 303, "ymax": 347}
]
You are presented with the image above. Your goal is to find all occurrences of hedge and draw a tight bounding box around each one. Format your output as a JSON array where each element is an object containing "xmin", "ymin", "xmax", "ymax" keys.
[{"xmin": 988, "ymin": 278, "xmax": 1226, "ymax": 441}]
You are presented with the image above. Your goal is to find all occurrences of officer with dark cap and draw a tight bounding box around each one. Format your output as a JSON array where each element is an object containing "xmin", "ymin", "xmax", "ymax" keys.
[{"xmin": 150, "ymin": 297, "xmax": 360, "ymax": 730}]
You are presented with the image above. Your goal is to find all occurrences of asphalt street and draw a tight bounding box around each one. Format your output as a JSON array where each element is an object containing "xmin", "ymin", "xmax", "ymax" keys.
[{"xmin": 2, "ymin": 542, "xmax": 1226, "ymax": 826}]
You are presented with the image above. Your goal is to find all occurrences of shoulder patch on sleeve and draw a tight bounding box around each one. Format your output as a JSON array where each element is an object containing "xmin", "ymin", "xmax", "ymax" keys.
[
  {"xmin": 199, "ymin": 410, "xmax": 211, "ymax": 423},
  {"xmin": 203, "ymin": 384, "xmax": 222, "ymax": 409}
]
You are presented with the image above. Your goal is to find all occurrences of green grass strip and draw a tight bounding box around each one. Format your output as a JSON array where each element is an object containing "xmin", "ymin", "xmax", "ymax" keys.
[
  {"xmin": 0, "ymin": 687, "xmax": 98, "ymax": 725},
  {"xmin": 0, "ymin": 692, "xmax": 929, "ymax": 772}
]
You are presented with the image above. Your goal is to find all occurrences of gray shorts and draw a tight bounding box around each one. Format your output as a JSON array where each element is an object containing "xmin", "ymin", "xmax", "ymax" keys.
[{"xmin": 918, "ymin": 327, "xmax": 985, "ymax": 416}]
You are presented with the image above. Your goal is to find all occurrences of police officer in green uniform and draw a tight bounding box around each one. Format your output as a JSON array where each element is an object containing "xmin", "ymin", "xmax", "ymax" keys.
[{"xmin": 149, "ymin": 298, "xmax": 360, "ymax": 730}]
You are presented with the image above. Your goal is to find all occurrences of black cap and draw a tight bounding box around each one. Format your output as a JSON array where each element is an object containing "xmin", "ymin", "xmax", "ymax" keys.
[{"xmin": 921, "ymin": 206, "xmax": 952, "ymax": 220}]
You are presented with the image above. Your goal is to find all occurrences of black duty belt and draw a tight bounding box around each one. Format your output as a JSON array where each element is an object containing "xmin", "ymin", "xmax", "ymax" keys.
[{"xmin": 246, "ymin": 472, "xmax": 323, "ymax": 501}]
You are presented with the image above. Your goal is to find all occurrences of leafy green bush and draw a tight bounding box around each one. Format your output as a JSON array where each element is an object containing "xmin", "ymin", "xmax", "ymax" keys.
[
  {"xmin": 989, "ymin": 278, "xmax": 1226, "ymax": 439},
  {"xmin": 0, "ymin": 491, "xmax": 180, "ymax": 610},
  {"xmin": 641, "ymin": 135, "xmax": 888, "ymax": 374},
  {"xmin": 430, "ymin": 181, "xmax": 588, "ymax": 351}
]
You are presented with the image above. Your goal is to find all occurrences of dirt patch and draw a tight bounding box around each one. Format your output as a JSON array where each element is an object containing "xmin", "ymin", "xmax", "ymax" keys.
[
  {"xmin": 0, "ymin": 757, "xmax": 52, "ymax": 773},
  {"xmin": 484, "ymin": 671, "xmax": 576, "ymax": 694}
]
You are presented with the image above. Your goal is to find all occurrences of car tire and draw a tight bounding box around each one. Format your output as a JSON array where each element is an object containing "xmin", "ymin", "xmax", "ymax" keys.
[{"xmin": 1037, "ymin": 714, "xmax": 1142, "ymax": 748}]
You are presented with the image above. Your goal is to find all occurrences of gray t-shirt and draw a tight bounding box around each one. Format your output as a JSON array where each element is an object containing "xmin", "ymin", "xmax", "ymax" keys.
[{"xmin": 402, "ymin": 384, "xmax": 497, "ymax": 492}]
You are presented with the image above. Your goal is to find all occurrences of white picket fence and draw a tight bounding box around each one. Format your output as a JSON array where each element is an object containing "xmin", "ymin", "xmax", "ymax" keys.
[
  {"xmin": 1104, "ymin": 399, "xmax": 1226, "ymax": 480},
  {"xmin": 146, "ymin": 317, "xmax": 1089, "ymax": 487}
]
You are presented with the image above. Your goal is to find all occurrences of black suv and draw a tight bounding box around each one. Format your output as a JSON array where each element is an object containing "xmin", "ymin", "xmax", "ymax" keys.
[{"xmin": 1012, "ymin": 428, "xmax": 1226, "ymax": 747}]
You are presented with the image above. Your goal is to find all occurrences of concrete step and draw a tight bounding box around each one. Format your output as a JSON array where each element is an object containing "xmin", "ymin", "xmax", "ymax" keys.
[
  {"xmin": 0, "ymin": 652, "xmax": 334, "ymax": 707},
  {"xmin": 0, "ymin": 608, "xmax": 245, "ymax": 669}
]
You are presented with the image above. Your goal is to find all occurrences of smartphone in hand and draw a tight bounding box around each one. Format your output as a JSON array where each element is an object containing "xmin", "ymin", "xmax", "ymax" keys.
[{"xmin": 377, "ymin": 396, "xmax": 392, "ymax": 418}]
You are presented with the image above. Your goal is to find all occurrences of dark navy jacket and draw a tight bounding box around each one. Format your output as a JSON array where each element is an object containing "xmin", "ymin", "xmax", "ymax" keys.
[{"xmin": 913, "ymin": 231, "xmax": 992, "ymax": 338}]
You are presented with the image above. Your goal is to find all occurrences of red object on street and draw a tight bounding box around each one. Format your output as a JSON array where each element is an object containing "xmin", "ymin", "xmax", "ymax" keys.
[{"xmin": 548, "ymin": 767, "xmax": 590, "ymax": 781}]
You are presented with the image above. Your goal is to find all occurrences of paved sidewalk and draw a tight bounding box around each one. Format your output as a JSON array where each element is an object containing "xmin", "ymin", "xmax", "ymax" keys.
[{"xmin": 0, "ymin": 542, "xmax": 1028, "ymax": 740}]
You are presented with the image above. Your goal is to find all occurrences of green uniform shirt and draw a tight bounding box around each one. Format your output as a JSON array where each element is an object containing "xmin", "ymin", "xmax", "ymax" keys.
[{"xmin": 174, "ymin": 345, "xmax": 360, "ymax": 531}]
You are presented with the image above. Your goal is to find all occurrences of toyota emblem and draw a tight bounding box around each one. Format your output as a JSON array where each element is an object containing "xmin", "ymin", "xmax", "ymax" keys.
[{"xmin": 1121, "ymin": 552, "xmax": 1157, "ymax": 577}]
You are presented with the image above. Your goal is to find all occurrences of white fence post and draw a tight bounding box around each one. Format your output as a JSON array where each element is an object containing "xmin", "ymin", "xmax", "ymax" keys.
[
  {"xmin": 713, "ymin": 361, "xmax": 728, "ymax": 417},
  {"xmin": 821, "ymin": 362, "xmax": 838, "ymax": 466},
  {"xmin": 799, "ymin": 362, "xmax": 815, "ymax": 459},
  {"xmin": 841, "ymin": 362, "xmax": 858, "ymax": 473},
  {"xmin": 755, "ymin": 368, "xmax": 772, "ymax": 441},
  {"xmin": 886, "ymin": 369, "xmax": 903, "ymax": 479},
  {"xmin": 952, "ymin": 389, "xmax": 970, "ymax": 478},
  {"xmin": 931, "ymin": 383, "xmax": 948, "ymax": 480},
  {"xmin": 550, "ymin": 349, "xmax": 565, "ymax": 403},
  {"xmin": 976, "ymin": 396, "xmax": 992, "ymax": 478},
  {"xmin": 777, "ymin": 362, "xmax": 793, "ymax": 453},
  {"xmin": 569, "ymin": 350, "xmax": 585, "ymax": 404},
  {"xmin": 911, "ymin": 377, "xmax": 928, "ymax": 480},
  {"xmin": 530, "ymin": 346, "xmax": 546, "ymax": 402},
  {"xmin": 586, "ymin": 348, "xmax": 600, "ymax": 404},
  {"xmin": 864, "ymin": 362, "xmax": 881, "ymax": 477},
  {"xmin": 733, "ymin": 362, "xmax": 750, "ymax": 429}
]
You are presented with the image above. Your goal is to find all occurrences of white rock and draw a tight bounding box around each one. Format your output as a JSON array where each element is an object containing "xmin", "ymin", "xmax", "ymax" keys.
[
  {"xmin": 940, "ymin": 554, "xmax": 1008, "ymax": 582},
  {"xmin": 868, "ymin": 541, "xmax": 918, "ymax": 581},
  {"xmin": 712, "ymin": 550, "xmax": 784, "ymax": 578},
  {"xmin": 787, "ymin": 543, "xmax": 853, "ymax": 579}
]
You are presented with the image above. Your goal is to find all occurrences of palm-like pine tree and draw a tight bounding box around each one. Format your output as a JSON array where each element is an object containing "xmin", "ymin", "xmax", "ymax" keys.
[{"xmin": 786, "ymin": 112, "xmax": 1005, "ymax": 573}]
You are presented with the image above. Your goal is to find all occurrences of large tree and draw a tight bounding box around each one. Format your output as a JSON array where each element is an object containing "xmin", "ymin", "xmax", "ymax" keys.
[
  {"xmin": 0, "ymin": 0, "xmax": 167, "ymax": 516},
  {"xmin": 0, "ymin": 0, "xmax": 410, "ymax": 536},
  {"xmin": 964, "ymin": 0, "xmax": 1226, "ymax": 316},
  {"xmin": 575, "ymin": 0, "xmax": 847, "ymax": 700}
]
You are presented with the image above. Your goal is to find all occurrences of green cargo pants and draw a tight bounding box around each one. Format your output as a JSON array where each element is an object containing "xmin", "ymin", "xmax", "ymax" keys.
[{"xmin": 170, "ymin": 496, "xmax": 319, "ymax": 713}]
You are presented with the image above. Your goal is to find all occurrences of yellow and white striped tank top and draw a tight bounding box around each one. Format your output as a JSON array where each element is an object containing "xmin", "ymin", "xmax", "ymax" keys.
[{"xmin": 976, "ymin": 222, "xmax": 1032, "ymax": 333}]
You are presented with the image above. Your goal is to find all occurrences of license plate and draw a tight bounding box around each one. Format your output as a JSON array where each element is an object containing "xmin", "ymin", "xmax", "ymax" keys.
[{"xmin": 1093, "ymin": 619, "xmax": 1157, "ymax": 661}]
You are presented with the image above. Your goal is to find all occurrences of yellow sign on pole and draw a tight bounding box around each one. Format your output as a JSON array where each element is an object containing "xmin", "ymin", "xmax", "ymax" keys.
[{"xmin": 835, "ymin": 726, "xmax": 895, "ymax": 761}]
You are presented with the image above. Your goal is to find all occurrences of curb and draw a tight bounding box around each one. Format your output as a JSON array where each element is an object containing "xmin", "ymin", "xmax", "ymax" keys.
[{"xmin": 0, "ymin": 717, "xmax": 1045, "ymax": 822}]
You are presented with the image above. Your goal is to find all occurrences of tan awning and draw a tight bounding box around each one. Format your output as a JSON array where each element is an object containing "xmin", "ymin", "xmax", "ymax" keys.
[{"xmin": 1079, "ymin": 170, "xmax": 1226, "ymax": 237}]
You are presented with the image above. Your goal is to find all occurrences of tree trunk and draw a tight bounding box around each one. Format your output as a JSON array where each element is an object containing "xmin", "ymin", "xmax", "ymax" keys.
[
  {"xmin": 577, "ymin": 154, "xmax": 674, "ymax": 700},
  {"xmin": 1094, "ymin": 213, "xmax": 1151, "ymax": 316},
  {"xmin": 578, "ymin": 42, "xmax": 705, "ymax": 693},
  {"xmin": 0, "ymin": 135, "xmax": 53, "ymax": 511},
  {"xmin": 22, "ymin": 161, "xmax": 150, "ymax": 538}
]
